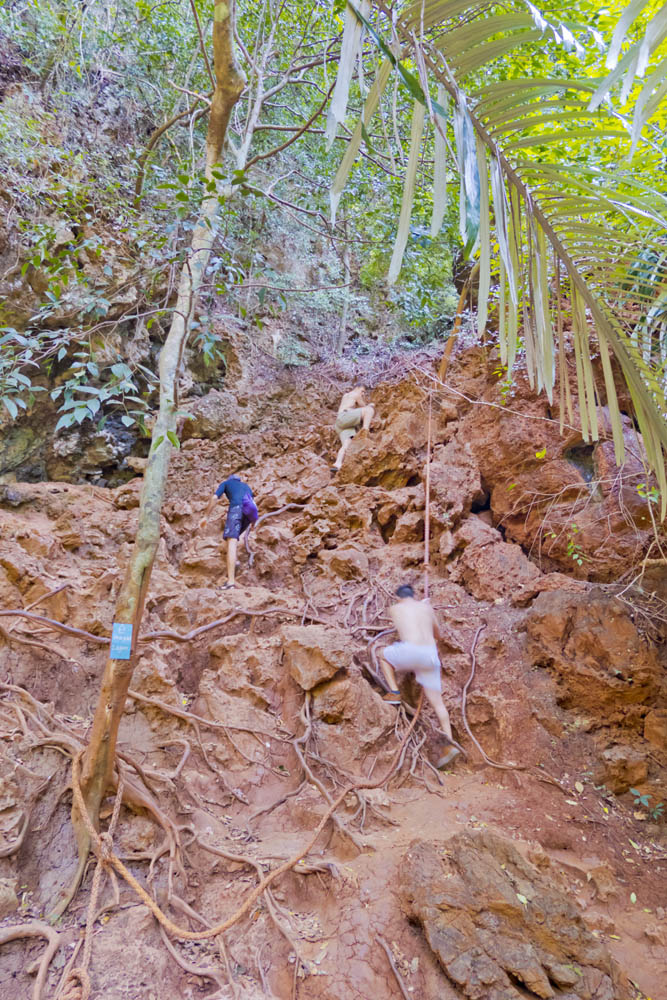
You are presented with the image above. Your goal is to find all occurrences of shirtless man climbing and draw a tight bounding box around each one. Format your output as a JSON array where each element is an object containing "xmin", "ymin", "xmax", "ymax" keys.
[
  {"xmin": 332, "ymin": 385, "xmax": 374, "ymax": 473},
  {"xmin": 380, "ymin": 584, "xmax": 462, "ymax": 768}
]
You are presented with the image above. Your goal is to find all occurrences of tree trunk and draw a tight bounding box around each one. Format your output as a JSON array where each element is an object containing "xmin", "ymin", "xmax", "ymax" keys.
[{"xmin": 68, "ymin": 0, "xmax": 245, "ymax": 891}]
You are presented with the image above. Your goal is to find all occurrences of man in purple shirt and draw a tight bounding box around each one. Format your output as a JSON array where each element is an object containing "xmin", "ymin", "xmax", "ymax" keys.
[{"xmin": 200, "ymin": 474, "xmax": 258, "ymax": 589}]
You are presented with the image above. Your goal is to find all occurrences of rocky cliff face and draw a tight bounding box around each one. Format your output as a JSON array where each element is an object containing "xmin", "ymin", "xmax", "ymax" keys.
[{"xmin": 0, "ymin": 330, "xmax": 665, "ymax": 1000}]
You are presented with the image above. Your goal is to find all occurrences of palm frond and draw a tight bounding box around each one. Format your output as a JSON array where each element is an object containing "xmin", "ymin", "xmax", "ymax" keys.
[
  {"xmin": 589, "ymin": 0, "xmax": 667, "ymax": 145},
  {"xmin": 388, "ymin": 99, "xmax": 425, "ymax": 284},
  {"xmin": 330, "ymin": 0, "xmax": 667, "ymax": 511}
]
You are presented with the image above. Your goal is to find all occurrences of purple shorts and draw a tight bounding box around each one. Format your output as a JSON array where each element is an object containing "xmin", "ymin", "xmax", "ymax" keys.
[{"xmin": 223, "ymin": 504, "xmax": 253, "ymax": 540}]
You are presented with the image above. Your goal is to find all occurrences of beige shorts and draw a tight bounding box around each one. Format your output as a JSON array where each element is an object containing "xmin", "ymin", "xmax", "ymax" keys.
[
  {"xmin": 383, "ymin": 642, "xmax": 442, "ymax": 693},
  {"xmin": 335, "ymin": 407, "xmax": 363, "ymax": 443}
]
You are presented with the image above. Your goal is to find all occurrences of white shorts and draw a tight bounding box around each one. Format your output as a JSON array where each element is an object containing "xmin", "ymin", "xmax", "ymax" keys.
[{"xmin": 383, "ymin": 642, "xmax": 442, "ymax": 693}]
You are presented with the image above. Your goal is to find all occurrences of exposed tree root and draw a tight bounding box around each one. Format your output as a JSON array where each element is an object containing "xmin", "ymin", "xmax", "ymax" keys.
[
  {"xmin": 64, "ymin": 698, "xmax": 423, "ymax": 942},
  {"xmin": 158, "ymin": 925, "xmax": 229, "ymax": 995},
  {"xmin": 0, "ymin": 921, "xmax": 62, "ymax": 1000},
  {"xmin": 0, "ymin": 776, "xmax": 49, "ymax": 858},
  {"xmin": 0, "ymin": 603, "xmax": 331, "ymax": 650},
  {"xmin": 377, "ymin": 934, "xmax": 411, "ymax": 1000},
  {"xmin": 127, "ymin": 687, "xmax": 292, "ymax": 739},
  {"xmin": 292, "ymin": 695, "xmax": 369, "ymax": 852},
  {"xmin": 248, "ymin": 780, "xmax": 307, "ymax": 822},
  {"xmin": 195, "ymin": 836, "xmax": 313, "ymax": 980}
]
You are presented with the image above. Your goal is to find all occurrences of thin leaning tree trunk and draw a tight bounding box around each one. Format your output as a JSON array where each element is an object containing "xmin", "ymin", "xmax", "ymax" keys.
[{"xmin": 60, "ymin": 0, "xmax": 246, "ymax": 912}]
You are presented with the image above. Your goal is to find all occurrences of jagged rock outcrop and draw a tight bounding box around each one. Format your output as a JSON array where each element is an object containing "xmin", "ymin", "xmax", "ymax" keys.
[
  {"xmin": 523, "ymin": 591, "xmax": 662, "ymax": 722},
  {"xmin": 282, "ymin": 624, "xmax": 355, "ymax": 690},
  {"xmin": 400, "ymin": 831, "xmax": 630, "ymax": 1000}
]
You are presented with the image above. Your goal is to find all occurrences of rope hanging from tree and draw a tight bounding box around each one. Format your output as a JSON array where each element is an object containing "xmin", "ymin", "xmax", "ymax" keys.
[{"xmin": 423, "ymin": 389, "xmax": 433, "ymax": 599}]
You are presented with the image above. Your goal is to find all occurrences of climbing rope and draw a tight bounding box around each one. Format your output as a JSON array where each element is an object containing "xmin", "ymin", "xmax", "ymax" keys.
[
  {"xmin": 423, "ymin": 390, "xmax": 433, "ymax": 600},
  {"xmin": 419, "ymin": 381, "xmax": 558, "ymax": 778}
]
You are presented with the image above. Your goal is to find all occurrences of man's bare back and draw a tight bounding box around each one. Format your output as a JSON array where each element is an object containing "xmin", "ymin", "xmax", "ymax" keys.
[
  {"xmin": 338, "ymin": 387, "xmax": 365, "ymax": 414},
  {"xmin": 390, "ymin": 597, "xmax": 440, "ymax": 645}
]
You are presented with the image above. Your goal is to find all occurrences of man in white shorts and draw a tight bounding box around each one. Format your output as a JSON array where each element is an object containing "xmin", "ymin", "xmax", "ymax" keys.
[
  {"xmin": 332, "ymin": 385, "xmax": 375, "ymax": 473},
  {"xmin": 380, "ymin": 584, "xmax": 461, "ymax": 767}
]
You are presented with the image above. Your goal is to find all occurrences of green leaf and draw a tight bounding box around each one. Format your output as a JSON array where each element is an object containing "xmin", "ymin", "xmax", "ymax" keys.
[
  {"xmin": 330, "ymin": 57, "xmax": 392, "ymax": 224},
  {"xmin": 388, "ymin": 100, "xmax": 425, "ymax": 285},
  {"xmin": 55, "ymin": 412, "xmax": 76, "ymax": 431},
  {"xmin": 326, "ymin": 1, "xmax": 368, "ymax": 148},
  {"xmin": 121, "ymin": 415, "xmax": 134, "ymax": 427},
  {"xmin": 2, "ymin": 397, "xmax": 18, "ymax": 419},
  {"xmin": 360, "ymin": 120, "xmax": 375, "ymax": 153},
  {"xmin": 476, "ymin": 137, "xmax": 490, "ymax": 337},
  {"xmin": 431, "ymin": 85, "xmax": 449, "ymax": 238},
  {"xmin": 166, "ymin": 430, "xmax": 180, "ymax": 448}
]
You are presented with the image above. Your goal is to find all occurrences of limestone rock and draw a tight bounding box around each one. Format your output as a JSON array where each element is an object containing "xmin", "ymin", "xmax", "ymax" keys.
[
  {"xmin": 312, "ymin": 674, "xmax": 395, "ymax": 762},
  {"xmin": 524, "ymin": 591, "xmax": 661, "ymax": 723},
  {"xmin": 391, "ymin": 510, "xmax": 425, "ymax": 544},
  {"xmin": 281, "ymin": 624, "xmax": 355, "ymax": 689},
  {"xmin": 430, "ymin": 439, "xmax": 485, "ymax": 528},
  {"xmin": 180, "ymin": 388, "xmax": 258, "ymax": 439},
  {"xmin": 439, "ymin": 529, "xmax": 455, "ymax": 557},
  {"xmin": 319, "ymin": 545, "xmax": 369, "ymax": 579},
  {"xmin": 454, "ymin": 515, "xmax": 503, "ymax": 550},
  {"xmin": 0, "ymin": 878, "xmax": 19, "ymax": 919},
  {"xmin": 340, "ymin": 409, "xmax": 426, "ymax": 488},
  {"xmin": 585, "ymin": 861, "xmax": 618, "ymax": 902},
  {"xmin": 643, "ymin": 709, "xmax": 667, "ymax": 750},
  {"xmin": 313, "ymin": 675, "xmax": 390, "ymax": 728},
  {"xmin": 596, "ymin": 745, "xmax": 648, "ymax": 795},
  {"xmin": 399, "ymin": 831, "xmax": 630, "ymax": 1000},
  {"xmin": 457, "ymin": 539, "xmax": 543, "ymax": 602},
  {"xmin": 131, "ymin": 652, "xmax": 178, "ymax": 699}
]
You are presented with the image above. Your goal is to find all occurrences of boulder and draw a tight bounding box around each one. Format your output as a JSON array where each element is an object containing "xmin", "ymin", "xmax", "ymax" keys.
[
  {"xmin": 391, "ymin": 509, "xmax": 425, "ymax": 544},
  {"xmin": 524, "ymin": 591, "xmax": 661, "ymax": 723},
  {"xmin": 319, "ymin": 545, "xmax": 369, "ymax": 579},
  {"xmin": 339, "ymin": 409, "xmax": 426, "ymax": 488},
  {"xmin": 312, "ymin": 674, "xmax": 396, "ymax": 764},
  {"xmin": 429, "ymin": 439, "xmax": 485, "ymax": 528},
  {"xmin": 281, "ymin": 624, "xmax": 355, "ymax": 690},
  {"xmin": 0, "ymin": 878, "xmax": 19, "ymax": 919},
  {"xmin": 399, "ymin": 831, "xmax": 630, "ymax": 1000},
  {"xmin": 454, "ymin": 515, "xmax": 503, "ymax": 550},
  {"xmin": 644, "ymin": 709, "xmax": 667, "ymax": 750},
  {"xmin": 596, "ymin": 745, "xmax": 648, "ymax": 795},
  {"xmin": 457, "ymin": 539, "xmax": 543, "ymax": 603},
  {"xmin": 181, "ymin": 388, "xmax": 258, "ymax": 439}
]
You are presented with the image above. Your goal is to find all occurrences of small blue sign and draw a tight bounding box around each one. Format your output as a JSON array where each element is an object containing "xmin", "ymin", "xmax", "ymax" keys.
[{"xmin": 110, "ymin": 623, "xmax": 133, "ymax": 660}]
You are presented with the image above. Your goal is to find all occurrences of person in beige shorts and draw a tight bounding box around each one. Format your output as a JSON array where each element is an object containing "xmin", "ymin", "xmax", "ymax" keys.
[
  {"xmin": 332, "ymin": 385, "xmax": 374, "ymax": 472},
  {"xmin": 380, "ymin": 583, "xmax": 462, "ymax": 768}
]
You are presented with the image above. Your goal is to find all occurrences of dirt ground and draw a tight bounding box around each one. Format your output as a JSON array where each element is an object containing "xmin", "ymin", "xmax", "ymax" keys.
[{"xmin": 0, "ymin": 334, "xmax": 665, "ymax": 1000}]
